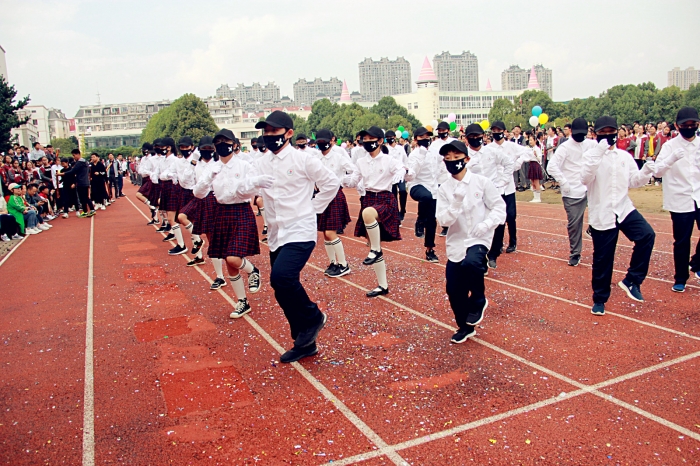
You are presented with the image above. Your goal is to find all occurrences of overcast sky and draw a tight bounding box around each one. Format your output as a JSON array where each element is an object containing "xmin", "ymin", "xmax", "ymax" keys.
[{"xmin": 2, "ymin": 0, "xmax": 698, "ymax": 118}]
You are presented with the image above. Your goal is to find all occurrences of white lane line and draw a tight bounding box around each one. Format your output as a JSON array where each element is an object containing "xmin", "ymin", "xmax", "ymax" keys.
[
  {"xmin": 125, "ymin": 196, "xmax": 408, "ymax": 466},
  {"xmin": 82, "ymin": 216, "xmax": 95, "ymax": 466},
  {"xmin": 0, "ymin": 235, "xmax": 28, "ymax": 268},
  {"xmin": 340, "ymin": 234, "xmax": 700, "ymax": 342}
]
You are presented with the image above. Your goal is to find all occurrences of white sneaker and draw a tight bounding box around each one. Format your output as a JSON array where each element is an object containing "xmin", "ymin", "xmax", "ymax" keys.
[
  {"xmin": 540, "ymin": 185, "xmax": 545, "ymax": 191},
  {"xmin": 28, "ymin": 228, "xmax": 40, "ymax": 235},
  {"xmin": 75, "ymin": 211, "xmax": 81, "ymax": 217},
  {"xmin": 68, "ymin": 207, "xmax": 75, "ymax": 212},
  {"xmin": 38, "ymin": 224, "xmax": 50, "ymax": 231},
  {"xmin": 1, "ymin": 234, "xmax": 9, "ymax": 242},
  {"xmin": 62, "ymin": 213, "xmax": 69, "ymax": 218},
  {"xmin": 100, "ymin": 205, "xmax": 106, "ymax": 210},
  {"xmin": 11, "ymin": 234, "xmax": 22, "ymax": 240},
  {"xmin": 45, "ymin": 223, "xmax": 53, "ymax": 228}
]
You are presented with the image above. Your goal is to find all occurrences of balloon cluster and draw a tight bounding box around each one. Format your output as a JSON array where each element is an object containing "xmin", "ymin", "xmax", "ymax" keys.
[
  {"xmin": 529, "ymin": 106, "xmax": 548, "ymax": 127},
  {"xmin": 396, "ymin": 126, "xmax": 410, "ymax": 139}
]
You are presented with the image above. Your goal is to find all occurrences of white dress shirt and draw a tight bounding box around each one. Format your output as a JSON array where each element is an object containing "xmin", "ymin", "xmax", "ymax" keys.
[
  {"xmin": 652, "ymin": 135, "xmax": 700, "ymax": 213},
  {"xmin": 464, "ymin": 144, "xmax": 515, "ymax": 194},
  {"xmin": 175, "ymin": 156, "xmax": 197, "ymax": 190},
  {"xmin": 487, "ymin": 140, "xmax": 535, "ymax": 195},
  {"xmin": 149, "ymin": 155, "xmax": 165, "ymax": 184},
  {"xmin": 192, "ymin": 159, "xmax": 222, "ymax": 199},
  {"xmin": 209, "ymin": 157, "xmax": 259, "ymax": 204},
  {"xmin": 350, "ymin": 145, "xmax": 367, "ymax": 165},
  {"xmin": 234, "ymin": 150, "xmax": 253, "ymax": 164},
  {"xmin": 344, "ymin": 151, "xmax": 415, "ymax": 193},
  {"xmin": 406, "ymin": 146, "xmax": 440, "ymax": 198},
  {"xmin": 315, "ymin": 149, "xmax": 356, "ymax": 182},
  {"xmin": 159, "ymin": 154, "xmax": 178, "ymax": 183},
  {"xmin": 429, "ymin": 137, "xmax": 456, "ymax": 185},
  {"xmin": 137, "ymin": 155, "xmax": 153, "ymax": 178},
  {"xmin": 581, "ymin": 145, "xmax": 655, "ymax": 230},
  {"xmin": 437, "ymin": 171, "xmax": 506, "ymax": 262},
  {"xmin": 252, "ymin": 144, "xmax": 339, "ymax": 252},
  {"xmin": 546, "ymin": 138, "xmax": 596, "ymax": 200},
  {"xmin": 388, "ymin": 143, "xmax": 408, "ymax": 166}
]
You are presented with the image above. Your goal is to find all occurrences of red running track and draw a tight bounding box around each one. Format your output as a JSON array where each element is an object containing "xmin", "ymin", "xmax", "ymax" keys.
[{"xmin": 1, "ymin": 183, "xmax": 699, "ymax": 465}]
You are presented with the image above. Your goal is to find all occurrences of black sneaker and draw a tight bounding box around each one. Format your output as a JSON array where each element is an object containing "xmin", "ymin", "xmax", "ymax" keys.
[
  {"xmin": 191, "ymin": 239, "xmax": 204, "ymax": 255},
  {"xmin": 415, "ymin": 223, "xmax": 425, "ymax": 238},
  {"xmin": 280, "ymin": 343, "xmax": 318, "ymax": 363},
  {"xmin": 261, "ymin": 237, "xmax": 268, "ymax": 244},
  {"xmin": 187, "ymin": 257, "xmax": 205, "ymax": 267},
  {"xmin": 324, "ymin": 263, "xmax": 338, "ymax": 276},
  {"xmin": 294, "ymin": 313, "xmax": 327, "ymax": 348},
  {"xmin": 262, "ymin": 225, "xmax": 268, "ymax": 235},
  {"xmin": 451, "ymin": 326, "xmax": 476, "ymax": 344},
  {"xmin": 399, "ymin": 212, "xmax": 405, "ymax": 223},
  {"xmin": 591, "ymin": 303, "xmax": 605, "ymax": 316},
  {"xmin": 366, "ymin": 286, "xmax": 389, "ymax": 298},
  {"xmin": 425, "ymin": 250, "xmax": 439, "ymax": 263},
  {"xmin": 162, "ymin": 233, "xmax": 175, "ymax": 242},
  {"xmin": 618, "ymin": 279, "xmax": 644, "ymax": 302},
  {"xmin": 168, "ymin": 244, "xmax": 187, "ymax": 255},
  {"xmin": 362, "ymin": 250, "xmax": 383, "ymax": 266},
  {"xmin": 329, "ymin": 264, "xmax": 351, "ymax": 278},
  {"xmin": 156, "ymin": 224, "xmax": 169, "ymax": 232},
  {"xmin": 506, "ymin": 244, "xmax": 517, "ymax": 253},
  {"xmin": 248, "ymin": 267, "xmax": 261, "ymax": 293},
  {"xmin": 147, "ymin": 219, "xmax": 157, "ymax": 225},
  {"xmin": 487, "ymin": 259, "xmax": 497, "ymax": 269},
  {"xmin": 439, "ymin": 227, "xmax": 448, "ymax": 237},
  {"xmin": 466, "ymin": 299, "xmax": 488, "ymax": 326},
  {"xmin": 210, "ymin": 278, "xmax": 227, "ymax": 290},
  {"xmin": 568, "ymin": 255, "xmax": 581, "ymax": 267},
  {"xmin": 230, "ymin": 299, "xmax": 251, "ymax": 319},
  {"xmin": 585, "ymin": 226, "xmax": 592, "ymax": 238}
]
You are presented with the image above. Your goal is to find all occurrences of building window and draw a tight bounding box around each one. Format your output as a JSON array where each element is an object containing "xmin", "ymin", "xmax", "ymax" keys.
[
  {"xmin": 414, "ymin": 103, "xmax": 418, "ymax": 109},
  {"xmin": 32, "ymin": 120, "xmax": 38, "ymax": 125}
]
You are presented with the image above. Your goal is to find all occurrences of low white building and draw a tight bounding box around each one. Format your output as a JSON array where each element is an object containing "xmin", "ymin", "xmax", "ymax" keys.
[
  {"xmin": 0, "ymin": 44, "xmax": 7, "ymax": 81},
  {"xmin": 10, "ymin": 109, "xmax": 39, "ymax": 147}
]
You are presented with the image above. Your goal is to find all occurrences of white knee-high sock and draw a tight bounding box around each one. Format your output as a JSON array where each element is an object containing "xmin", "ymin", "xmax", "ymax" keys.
[
  {"xmin": 366, "ymin": 221, "xmax": 382, "ymax": 252},
  {"xmin": 171, "ymin": 224, "xmax": 184, "ymax": 247},
  {"xmin": 192, "ymin": 233, "xmax": 201, "ymax": 243},
  {"xmin": 229, "ymin": 274, "xmax": 246, "ymax": 301},
  {"xmin": 212, "ymin": 258, "xmax": 224, "ymax": 279},
  {"xmin": 196, "ymin": 249, "xmax": 203, "ymax": 259},
  {"xmin": 373, "ymin": 258, "xmax": 388, "ymax": 289},
  {"xmin": 331, "ymin": 238, "xmax": 347, "ymax": 266},
  {"xmin": 324, "ymin": 241, "xmax": 336, "ymax": 264},
  {"xmin": 239, "ymin": 258, "xmax": 256, "ymax": 274},
  {"xmin": 260, "ymin": 208, "xmax": 267, "ymax": 227}
]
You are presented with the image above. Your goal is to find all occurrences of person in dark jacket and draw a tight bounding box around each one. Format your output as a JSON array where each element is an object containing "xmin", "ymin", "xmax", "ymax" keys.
[
  {"xmin": 89, "ymin": 154, "xmax": 109, "ymax": 208},
  {"xmin": 57, "ymin": 149, "xmax": 94, "ymax": 217}
]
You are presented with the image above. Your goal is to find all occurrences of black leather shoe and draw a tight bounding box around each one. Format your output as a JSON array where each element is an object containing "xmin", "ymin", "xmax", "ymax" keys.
[
  {"xmin": 366, "ymin": 286, "xmax": 389, "ymax": 298},
  {"xmin": 505, "ymin": 244, "xmax": 517, "ymax": 253},
  {"xmin": 280, "ymin": 343, "xmax": 318, "ymax": 363},
  {"xmin": 294, "ymin": 313, "xmax": 327, "ymax": 348},
  {"xmin": 362, "ymin": 249, "xmax": 383, "ymax": 265}
]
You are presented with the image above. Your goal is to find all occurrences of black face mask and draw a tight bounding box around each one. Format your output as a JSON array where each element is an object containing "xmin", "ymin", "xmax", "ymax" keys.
[
  {"xmin": 362, "ymin": 140, "xmax": 380, "ymax": 153},
  {"xmin": 149, "ymin": 149, "xmax": 156, "ymax": 155},
  {"xmin": 160, "ymin": 148, "xmax": 169, "ymax": 156},
  {"xmin": 252, "ymin": 145, "xmax": 257, "ymax": 151},
  {"xmin": 571, "ymin": 133, "xmax": 586, "ymax": 143},
  {"xmin": 199, "ymin": 149, "xmax": 214, "ymax": 160},
  {"xmin": 262, "ymin": 134, "xmax": 288, "ymax": 152},
  {"xmin": 386, "ymin": 138, "xmax": 395, "ymax": 145},
  {"xmin": 142, "ymin": 150, "xmax": 149, "ymax": 156},
  {"xmin": 679, "ymin": 126, "xmax": 698, "ymax": 139},
  {"xmin": 258, "ymin": 147, "xmax": 267, "ymax": 154},
  {"xmin": 416, "ymin": 139, "xmax": 430, "ymax": 148},
  {"xmin": 317, "ymin": 141, "xmax": 331, "ymax": 152},
  {"xmin": 438, "ymin": 131, "xmax": 449, "ymax": 139},
  {"xmin": 180, "ymin": 149, "xmax": 193, "ymax": 157},
  {"xmin": 467, "ymin": 137, "xmax": 483, "ymax": 149},
  {"xmin": 596, "ymin": 134, "xmax": 617, "ymax": 146},
  {"xmin": 215, "ymin": 142, "xmax": 233, "ymax": 156},
  {"xmin": 297, "ymin": 143, "xmax": 307, "ymax": 150},
  {"xmin": 492, "ymin": 132, "xmax": 504, "ymax": 141},
  {"xmin": 444, "ymin": 157, "xmax": 467, "ymax": 175}
]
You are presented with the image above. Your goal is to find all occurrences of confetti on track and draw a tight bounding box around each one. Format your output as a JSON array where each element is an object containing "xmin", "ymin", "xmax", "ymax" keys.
[{"xmin": 1, "ymin": 184, "xmax": 699, "ymax": 465}]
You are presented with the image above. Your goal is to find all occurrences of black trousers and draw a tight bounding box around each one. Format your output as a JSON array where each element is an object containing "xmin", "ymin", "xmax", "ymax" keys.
[
  {"xmin": 446, "ymin": 245, "xmax": 488, "ymax": 330},
  {"xmin": 269, "ymin": 241, "xmax": 323, "ymax": 341},
  {"xmin": 76, "ymin": 186, "xmax": 94, "ymax": 212},
  {"xmin": 670, "ymin": 203, "xmax": 700, "ymax": 284},
  {"xmin": 409, "ymin": 185, "xmax": 437, "ymax": 248},
  {"xmin": 0, "ymin": 214, "xmax": 19, "ymax": 237},
  {"xmin": 392, "ymin": 181, "xmax": 407, "ymax": 214},
  {"xmin": 591, "ymin": 210, "xmax": 655, "ymax": 304},
  {"xmin": 488, "ymin": 193, "xmax": 517, "ymax": 260}
]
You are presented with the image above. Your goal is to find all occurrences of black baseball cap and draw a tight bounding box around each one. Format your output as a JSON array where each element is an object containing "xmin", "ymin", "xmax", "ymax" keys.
[
  {"xmin": 358, "ymin": 126, "xmax": 384, "ymax": 139},
  {"xmin": 571, "ymin": 118, "xmax": 588, "ymax": 135},
  {"xmin": 437, "ymin": 121, "xmax": 450, "ymax": 131},
  {"xmin": 296, "ymin": 133, "xmax": 308, "ymax": 141},
  {"xmin": 414, "ymin": 126, "xmax": 433, "ymax": 137},
  {"xmin": 255, "ymin": 110, "xmax": 294, "ymax": 130},
  {"xmin": 385, "ymin": 130, "xmax": 397, "ymax": 138},
  {"xmin": 251, "ymin": 137, "xmax": 258, "ymax": 144},
  {"xmin": 464, "ymin": 124, "xmax": 484, "ymax": 137},
  {"xmin": 178, "ymin": 136, "xmax": 194, "ymax": 147},
  {"xmin": 141, "ymin": 142, "xmax": 153, "ymax": 150},
  {"xmin": 439, "ymin": 140, "xmax": 470, "ymax": 157},
  {"xmin": 213, "ymin": 129, "xmax": 236, "ymax": 142},
  {"xmin": 153, "ymin": 138, "xmax": 163, "ymax": 146},
  {"xmin": 676, "ymin": 107, "xmax": 700, "ymax": 125},
  {"xmin": 198, "ymin": 136, "xmax": 214, "ymax": 148},
  {"xmin": 316, "ymin": 129, "xmax": 333, "ymax": 141},
  {"xmin": 491, "ymin": 121, "xmax": 506, "ymax": 131},
  {"xmin": 594, "ymin": 116, "xmax": 618, "ymax": 132}
]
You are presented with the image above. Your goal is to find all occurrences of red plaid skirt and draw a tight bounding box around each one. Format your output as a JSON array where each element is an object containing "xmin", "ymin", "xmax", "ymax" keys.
[
  {"xmin": 148, "ymin": 181, "xmax": 161, "ymax": 207},
  {"xmin": 137, "ymin": 176, "xmax": 152, "ymax": 197},
  {"xmin": 354, "ymin": 190, "xmax": 401, "ymax": 242},
  {"xmin": 208, "ymin": 202, "xmax": 260, "ymax": 259},
  {"xmin": 159, "ymin": 180, "xmax": 179, "ymax": 212},
  {"xmin": 317, "ymin": 187, "xmax": 351, "ymax": 232},
  {"xmin": 179, "ymin": 192, "xmax": 216, "ymax": 235},
  {"xmin": 175, "ymin": 185, "xmax": 194, "ymax": 212}
]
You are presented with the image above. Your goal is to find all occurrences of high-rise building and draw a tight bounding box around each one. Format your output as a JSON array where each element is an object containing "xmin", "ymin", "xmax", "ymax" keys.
[
  {"xmin": 215, "ymin": 84, "xmax": 234, "ymax": 99},
  {"xmin": 25, "ymin": 105, "xmax": 71, "ymax": 144},
  {"xmin": 432, "ymin": 51, "xmax": 479, "ymax": 92},
  {"xmin": 293, "ymin": 77, "xmax": 343, "ymax": 105},
  {"xmin": 358, "ymin": 57, "xmax": 411, "ymax": 102},
  {"xmin": 502, "ymin": 64, "xmax": 553, "ymax": 98},
  {"xmin": 232, "ymin": 82, "xmax": 281, "ymax": 107},
  {"xmin": 0, "ymin": 44, "xmax": 7, "ymax": 81},
  {"xmin": 668, "ymin": 67, "xmax": 700, "ymax": 90}
]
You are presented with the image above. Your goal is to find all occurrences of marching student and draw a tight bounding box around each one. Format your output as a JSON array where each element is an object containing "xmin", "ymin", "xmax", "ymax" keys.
[
  {"xmin": 406, "ymin": 126, "xmax": 441, "ymax": 262},
  {"xmin": 485, "ymin": 121, "xmax": 535, "ymax": 269},
  {"xmin": 250, "ymin": 137, "xmax": 260, "ymax": 159},
  {"xmin": 194, "ymin": 129, "xmax": 267, "ymax": 318},
  {"xmin": 547, "ymin": 118, "xmax": 597, "ymax": 266},
  {"xmin": 167, "ymin": 136, "xmax": 197, "ymax": 256},
  {"xmin": 386, "ymin": 130, "xmax": 409, "ymax": 222},
  {"xmin": 253, "ymin": 110, "xmax": 339, "ymax": 363},
  {"xmin": 135, "ymin": 142, "xmax": 159, "ymax": 224},
  {"xmin": 254, "ymin": 137, "xmax": 269, "ymax": 242},
  {"xmin": 428, "ymin": 121, "xmax": 457, "ymax": 237},
  {"xmin": 157, "ymin": 138, "xmax": 180, "ymax": 241},
  {"xmin": 147, "ymin": 139, "xmax": 168, "ymax": 232},
  {"xmin": 581, "ymin": 116, "xmax": 657, "ymax": 315},
  {"xmin": 315, "ymin": 129, "xmax": 354, "ymax": 277},
  {"xmin": 649, "ymin": 107, "xmax": 700, "ymax": 292},
  {"xmin": 343, "ymin": 126, "xmax": 415, "ymax": 297},
  {"xmin": 295, "ymin": 133, "xmax": 319, "ymax": 156},
  {"xmin": 437, "ymin": 140, "xmax": 506, "ymax": 343}
]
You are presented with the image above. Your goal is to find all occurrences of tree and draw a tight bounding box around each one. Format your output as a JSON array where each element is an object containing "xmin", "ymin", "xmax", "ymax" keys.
[
  {"xmin": 288, "ymin": 113, "xmax": 310, "ymax": 138},
  {"xmin": 141, "ymin": 93, "xmax": 219, "ymax": 143},
  {"xmin": 371, "ymin": 96, "xmax": 422, "ymax": 129},
  {"xmin": 488, "ymin": 98, "xmax": 515, "ymax": 123},
  {"xmin": 684, "ymin": 84, "xmax": 700, "ymax": 111},
  {"xmin": 307, "ymin": 99, "xmax": 339, "ymax": 132},
  {"xmin": 50, "ymin": 137, "xmax": 78, "ymax": 155},
  {"xmin": 0, "ymin": 75, "xmax": 30, "ymax": 153},
  {"xmin": 86, "ymin": 146, "xmax": 139, "ymax": 159}
]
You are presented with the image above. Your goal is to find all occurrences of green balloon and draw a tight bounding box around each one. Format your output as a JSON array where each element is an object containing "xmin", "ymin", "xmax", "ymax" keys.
[
  {"xmin": 397, "ymin": 125, "xmax": 405, "ymax": 132},
  {"xmin": 449, "ymin": 121, "xmax": 457, "ymax": 131},
  {"xmin": 336, "ymin": 139, "xmax": 342, "ymax": 146}
]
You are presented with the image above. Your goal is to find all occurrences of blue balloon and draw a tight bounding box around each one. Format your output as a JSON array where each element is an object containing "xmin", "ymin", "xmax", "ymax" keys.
[
  {"xmin": 532, "ymin": 106, "xmax": 543, "ymax": 117},
  {"xmin": 402, "ymin": 130, "xmax": 409, "ymax": 139}
]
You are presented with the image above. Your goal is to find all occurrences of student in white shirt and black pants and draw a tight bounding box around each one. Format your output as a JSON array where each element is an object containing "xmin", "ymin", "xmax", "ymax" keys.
[
  {"xmin": 581, "ymin": 116, "xmax": 657, "ymax": 315},
  {"xmin": 650, "ymin": 107, "xmax": 700, "ymax": 292},
  {"xmin": 252, "ymin": 111, "xmax": 339, "ymax": 363},
  {"xmin": 436, "ymin": 140, "xmax": 506, "ymax": 343}
]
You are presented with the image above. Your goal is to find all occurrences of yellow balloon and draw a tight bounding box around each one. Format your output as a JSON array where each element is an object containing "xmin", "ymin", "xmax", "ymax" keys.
[
  {"xmin": 480, "ymin": 120, "xmax": 490, "ymax": 130},
  {"xmin": 538, "ymin": 113, "xmax": 549, "ymax": 125},
  {"xmin": 425, "ymin": 125, "xmax": 433, "ymax": 133}
]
